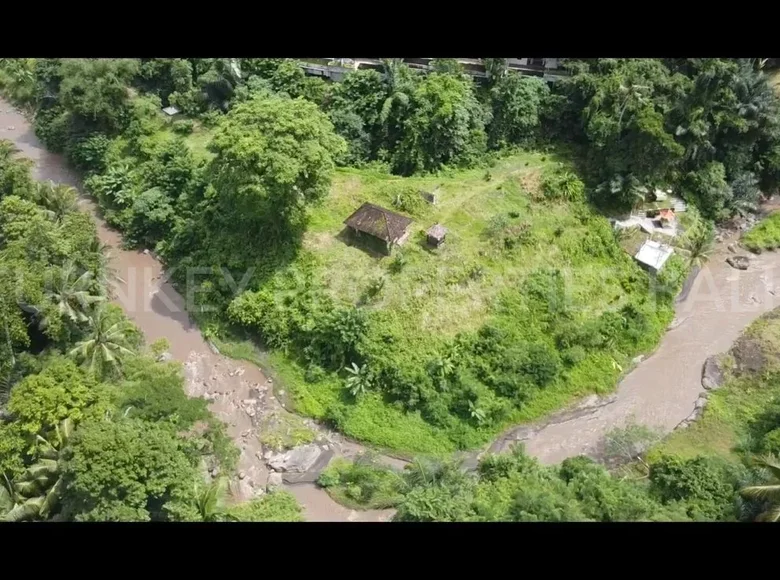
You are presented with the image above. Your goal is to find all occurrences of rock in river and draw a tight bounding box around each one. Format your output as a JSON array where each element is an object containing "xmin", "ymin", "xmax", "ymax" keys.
[
  {"xmin": 267, "ymin": 472, "xmax": 283, "ymax": 490},
  {"xmin": 267, "ymin": 444, "xmax": 323, "ymax": 473},
  {"xmin": 726, "ymin": 256, "xmax": 750, "ymax": 270},
  {"xmin": 701, "ymin": 356, "xmax": 725, "ymax": 391}
]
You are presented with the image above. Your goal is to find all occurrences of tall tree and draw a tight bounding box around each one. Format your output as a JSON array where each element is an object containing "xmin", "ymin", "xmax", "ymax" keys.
[
  {"xmin": 60, "ymin": 419, "xmax": 200, "ymax": 522},
  {"xmin": 393, "ymin": 72, "xmax": 488, "ymax": 175},
  {"xmin": 488, "ymin": 74, "xmax": 549, "ymax": 148},
  {"xmin": 58, "ymin": 59, "xmax": 140, "ymax": 135},
  {"xmin": 68, "ymin": 304, "xmax": 136, "ymax": 377},
  {"xmin": 40, "ymin": 261, "xmax": 104, "ymax": 327}
]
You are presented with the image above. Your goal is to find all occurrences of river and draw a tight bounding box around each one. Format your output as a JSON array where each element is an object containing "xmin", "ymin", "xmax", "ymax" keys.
[
  {"xmin": 4, "ymin": 96, "xmax": 780, "ymax": 519},
  {"xmin": 0, "ymin": 98, "xmax": 392, "ymax": 522}
]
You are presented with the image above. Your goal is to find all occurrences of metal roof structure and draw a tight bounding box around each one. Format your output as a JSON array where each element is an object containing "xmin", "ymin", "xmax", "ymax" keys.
[
  {"xmin": 162, "ymin": 106, "xmax": 180, "ymax": 116},
  {"xmin": 634, "ymin": 240, "xmax": 674, "ymax": 272}
]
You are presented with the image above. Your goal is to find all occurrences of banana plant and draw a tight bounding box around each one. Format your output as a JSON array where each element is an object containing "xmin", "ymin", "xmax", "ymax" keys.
[{"xmin": 0, "ymin": 419, "xmax": 73, "ymax": 522}]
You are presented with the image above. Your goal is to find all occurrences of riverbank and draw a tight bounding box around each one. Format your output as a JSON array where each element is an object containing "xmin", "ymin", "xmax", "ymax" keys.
[{"xmin": 0, "ymin": 97, "xmax": 394, "ymax": 522}]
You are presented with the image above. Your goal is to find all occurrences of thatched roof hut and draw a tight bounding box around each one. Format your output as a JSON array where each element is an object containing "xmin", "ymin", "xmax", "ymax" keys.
[{"xmin": 344, "ymin": 202, "xmax": 413, "ymax": 245}]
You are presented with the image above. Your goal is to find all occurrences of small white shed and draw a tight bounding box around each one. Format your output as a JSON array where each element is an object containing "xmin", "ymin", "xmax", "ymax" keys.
[
  {"xmin": 634, "ymin": 240, "xmax": 674, "ymax": 273},
  {"xmin": 162, "ymin": 106, "xmax": 180, "ymax": 117}
]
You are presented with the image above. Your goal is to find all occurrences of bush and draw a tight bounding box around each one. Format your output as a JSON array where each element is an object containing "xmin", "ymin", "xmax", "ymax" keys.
[
  {"xmin": 317, "ymin": 455, "xmax": 404, "ymax": 509},
  {"xmin": 65, "ymin": 133, "xmax": 111, "ymax": 174},
  {"xmin": 541, "ymin": 167, "xmax": 585, "ymax": 202},
  {"xmin": 171, "ymin": 119, "xmax": 195, "ymax": 135},
  {"xmin": 226, "ymin": 492, "xmax": 303, "ymax": 522},
  {"xmin": 386, "ymin": 183, "xmax": 427, "ymax": 216},
  {"xmin": 33, "ymin": 106, "xmax": 71, "ymax": 152},
  {"xmin": 649, "ymin": 455, "xmax": 740, "ymax": 521},
  {"xmin": 743, "ymin": 213, "xmax": 780, "ymax": 253}
]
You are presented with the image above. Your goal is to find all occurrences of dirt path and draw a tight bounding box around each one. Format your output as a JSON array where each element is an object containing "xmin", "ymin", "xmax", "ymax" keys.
[
  {"xmin": 0, "ymin": 98, "xmax": 393, "ymax": 523},
  {"xmin": 7, "ymin": 96, "xmax": 780, "ymax": 519}
]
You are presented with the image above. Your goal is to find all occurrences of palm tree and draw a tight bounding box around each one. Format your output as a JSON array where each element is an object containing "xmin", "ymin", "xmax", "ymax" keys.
[
  {"xmin": 33, "ymin": 181, "xmax": 79, "ymax": 223},
  {"xmin": 680, "ymin": 225, "xmax": 715, "ymax": 270},
  {"xmin": 1, "ymin": 419, "xmax": 73, "ymax": 522},
  {"xmin": 740, "ymin": 455, "xmax": 780, "ymax": 522},
  {"xmin": 86, "ymin": 237, "xmax": 125, "ymax": 295},
  {"xmin": 69, "ymin": 304, "xmax": 135, "ymax": 376},
  {"xmin": 195, "ymin": 478, "xmax": 229, "ymax": 522},
  {"xmin": 42, "ymin": 262, "xmax": 105, "ymax": 327}
]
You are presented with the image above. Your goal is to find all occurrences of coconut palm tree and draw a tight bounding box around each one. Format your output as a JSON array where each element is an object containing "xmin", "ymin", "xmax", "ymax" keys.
[
  {"xmin": 33, "ymin": 181, "xmax": 79, "ymax": 223},
  {"xmin": 86, "ymin": 237, "xmax": 125, "ymax": 295},
  {"xmin": 195, "ymin": 477, "xmax": 230, "ymax": 522},
  {"xmin": 681, "ymin": 225, "xmax": 715, "ymax": 270},
  {"xmin": 69, "ymin": 304, "xmax": 135, "ymax": 376},
  {"xmin": 0, "ymin": 419, "xmax": 73, "ymax": 522},
  {"xmin": 42, "ymin": 262, "xmax": 105, "ymax": 327},
  {"xmin": 740, "ymin": 455, "xmax": 780, "ymax": 522}
]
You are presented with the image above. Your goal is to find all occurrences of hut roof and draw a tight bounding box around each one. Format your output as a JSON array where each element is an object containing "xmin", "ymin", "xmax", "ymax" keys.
[
  {"xmin": 426, "ymin": 223, "xmax": 447, "ymax": 240},
  {"xmin": 344, "ymin": 202, "xmax": 413, "ymax": 243},
  {"xmin": 162, "ymin": 106, "xmax": 180, "ymax": 116},
  {"xmin": 658, "ymin": 208, "xmax": 676, "ymax": 221},
  {"xmin": 634, "ymin": 240, "xmax": 673, "ymax": 271}
]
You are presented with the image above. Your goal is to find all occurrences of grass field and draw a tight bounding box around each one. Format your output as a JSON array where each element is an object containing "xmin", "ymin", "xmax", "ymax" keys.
[{"xmin": 206, "ymin": 147, "xmax": 689, "ymax": 454}]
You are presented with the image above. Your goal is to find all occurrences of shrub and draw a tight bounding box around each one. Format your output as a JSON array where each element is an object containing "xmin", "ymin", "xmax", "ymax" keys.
[
  {"xmin": 317, "ymin": 455, "xmax": 404, "ymax": 509},
  {"xmin": 388, "ymin": 184, "xmax": 427, "ymax": 216},
  {"xmin": 743, "ymin": 213, "xmax": 780, "ymax": 253},
  {"xmin": 171, "ymin": 119, "xmax": 194, "ymax": 135},
  {"xmin": 66, "ymin": 133, "xmax": 112, "ymax": 174},
  {"xmin": 541, "ymin": 167, "xmax": 585, "ymax": 202},
  {"xmin": 649, "ymin": 455, "xmax": 740, "ymax": 521},
  {"xmin": 226, "ymin": 491, "xmax": 303, "ymax": 522}
]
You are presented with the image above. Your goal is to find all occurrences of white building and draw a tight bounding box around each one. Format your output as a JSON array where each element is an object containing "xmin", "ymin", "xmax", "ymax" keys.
[{"xmin": 634, "ymin": 240, "xmax": 674, "ymax": 273}]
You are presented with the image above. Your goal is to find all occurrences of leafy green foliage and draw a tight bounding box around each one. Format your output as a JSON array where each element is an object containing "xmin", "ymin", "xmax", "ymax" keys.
[
  {"xmin": 649, "ymin": 455, "xmax": 742, "ymax": 520},
  {"xmin": 59, "ymin": 59, "xmax": 140, "ymax": 136},
  {"xmin": 60, "ymin": 419, "xmax": 200, "ymax": 522},
  {"xmin": 393, "ymin": 73, "xmax": 488, "ymax": 175},
  {"xmin": 7, "ymin": 357, "xmax": 111, "ymax": 439},
  {"xmin": 743, "ymin": 212, "xmax": 780, "ymax": 252},
  {"xmin": 392, "ymin": 446, "xmax": 693, "ymax": 522},
  {"xmin": 488, "ymin": 74, "xmax": 549, "ymax": 148},
  {"xmin": 317, "ymin": 455, "xmax": 404, "ymax": 509}
]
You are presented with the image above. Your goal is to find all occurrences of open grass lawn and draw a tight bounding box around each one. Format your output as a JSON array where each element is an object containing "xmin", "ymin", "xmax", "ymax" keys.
[{"xmin": 308, "ymin": 154, "xmax": 641, "ymax": 339}]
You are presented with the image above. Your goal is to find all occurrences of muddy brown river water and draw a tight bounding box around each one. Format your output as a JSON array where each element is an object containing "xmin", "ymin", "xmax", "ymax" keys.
[{"xmin": 4, "ymin": 96, "xmax": 780, "ymax": 521}]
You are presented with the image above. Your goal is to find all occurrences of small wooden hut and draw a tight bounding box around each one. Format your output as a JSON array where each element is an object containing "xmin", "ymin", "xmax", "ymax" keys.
[
  {"xmin": 344, "ymin": 202, "xmax": 413, "ymax": 253},
  {"xmin": 426, "ymin": 223, "xmax": 447, "ymax": 248}
]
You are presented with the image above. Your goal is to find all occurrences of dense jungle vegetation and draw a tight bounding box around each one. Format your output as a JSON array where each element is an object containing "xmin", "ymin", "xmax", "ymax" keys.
[
  {"xmin": 2, "ymin": 57, "xmax": 780, "ymax": 522},
  {"xmin": 0, "ymin": 145, "xmax": 301, "ymax": 521}
]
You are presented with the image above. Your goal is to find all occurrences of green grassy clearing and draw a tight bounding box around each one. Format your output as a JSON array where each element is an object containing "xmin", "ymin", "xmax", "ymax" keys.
[
  {"xmin": 213, "ymin": 149, "xmax": 690, "ymax": 454},
  {"xmin": 742, "ymin": 211, "xmax": 780, "ymax": 252}
]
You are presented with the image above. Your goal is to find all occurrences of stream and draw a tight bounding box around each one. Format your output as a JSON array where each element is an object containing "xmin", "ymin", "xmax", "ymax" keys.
[{"xmin": 4, "ymin": 96, "xmax": 780, "ymax": 520}]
